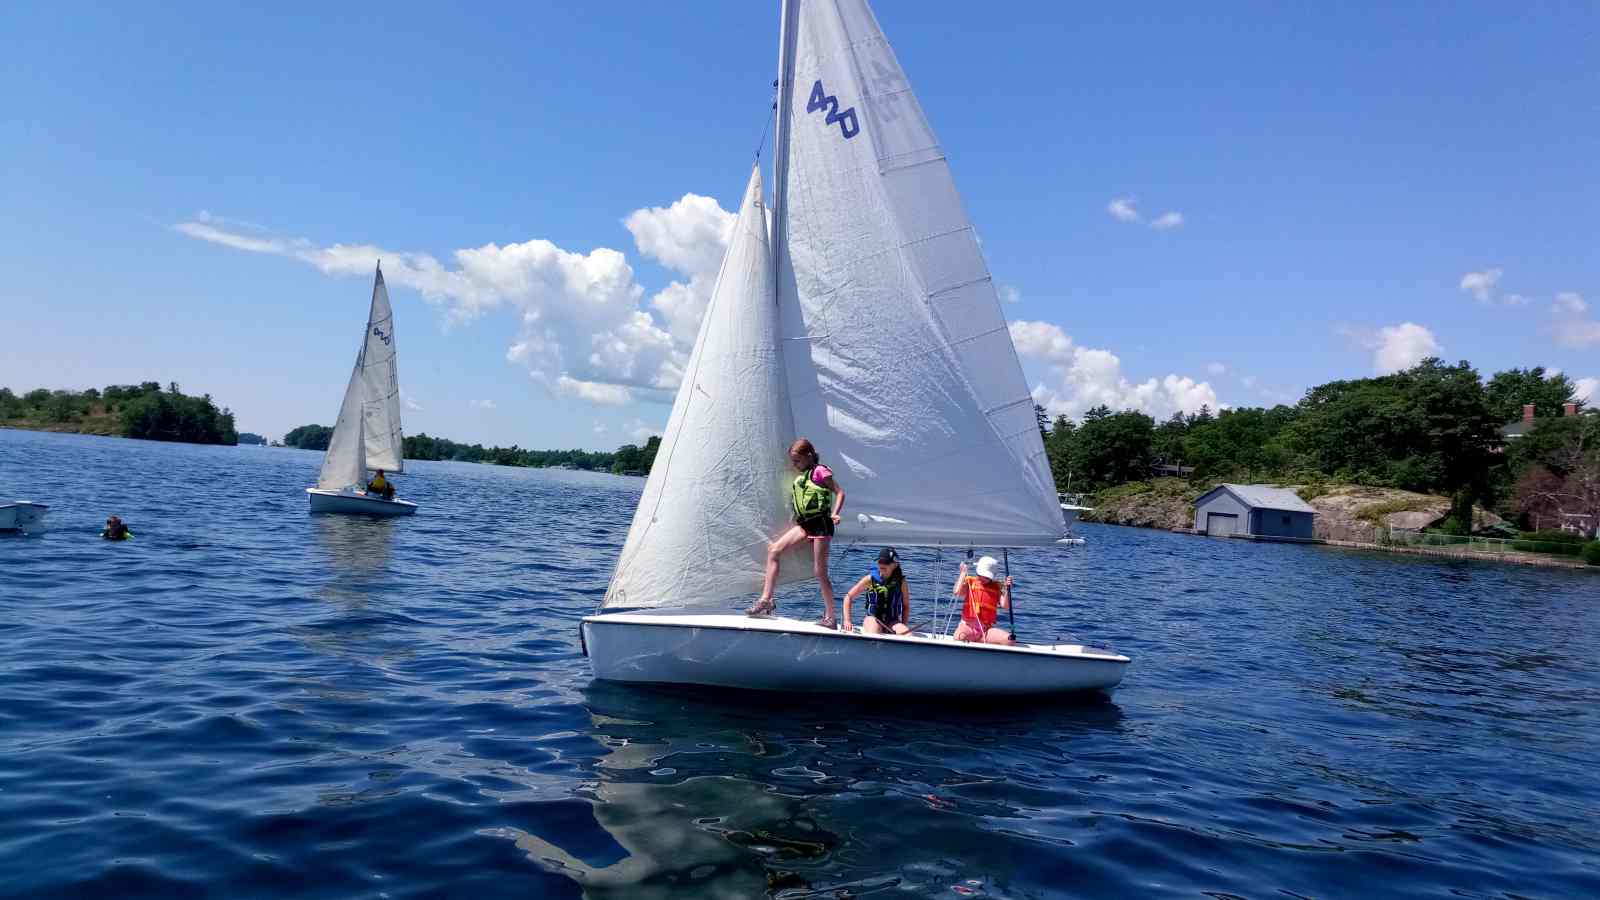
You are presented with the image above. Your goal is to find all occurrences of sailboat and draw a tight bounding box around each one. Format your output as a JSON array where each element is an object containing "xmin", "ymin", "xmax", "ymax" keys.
[
  {"xmin": 581, "ymin": 0, "xmax": 1127, "ymax": 694},
  {"xmin": 305, "ymin": 263, "xmax": 417, "ymax": 517}
]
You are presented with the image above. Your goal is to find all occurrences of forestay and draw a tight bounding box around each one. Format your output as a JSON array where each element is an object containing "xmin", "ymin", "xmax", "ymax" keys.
[
  {"xmin": 603, "ymin": 167, "xmax": 808, "ymax": 609},
  {"xmin": 773, "ymin": 0, "xmax": 1063, "ymax": 547}
]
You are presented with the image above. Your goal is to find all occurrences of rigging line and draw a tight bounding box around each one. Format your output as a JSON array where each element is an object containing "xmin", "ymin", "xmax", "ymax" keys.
[{"xmin": 753, "ymin": 80, "xmax": 778, "ymax": 160}]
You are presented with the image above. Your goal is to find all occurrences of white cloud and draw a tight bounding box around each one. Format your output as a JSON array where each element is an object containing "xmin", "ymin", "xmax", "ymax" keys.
[
  {"xmin": 1503, "ymin": 293, "xmax": 1531, "ymax": 306},
  {"xmin": 1011, "ymin": 320, "xmax": 1221, "ymax": 420},
  {"xmin": 1205, "ymin": 362, "xmax": 1227, "ymax": 376},
  {"xmin": 623, "ymin": 418, "xmax": 659, "ymax": 443},
  {"xmin": 1553, "ymin": 291, "xmax": 1588, "ymax": 315},
  {"xmin": 1363, "ymin": 322, "xmax": 1441, "ymax": 374},
  {"xmin": 998, "ymin": 283, "xmax": 1022, "ymax": 305},
  {"xmin": 1241, "ymin": 375, "xmax": 1258, "ymax": 389},
  {"xmin": 624, "ymin": 194, "xmax": 737, "ymax": 343},
  {"xmin": 1106, "ymin": 196, "xmax": 1140, "ymax": 223},
  {"xmin": 1574, "ymin": 377, "xmax": 1598, "ymax": 405},
  {"xmin": 401, "ymin": 390, "xmax": 423, "ymax": 412},
  {"xmin": 472, "ymin": 399, "xmax": 496, "ymax": 410},
  {"xmin": 176, "ymin": 194, "xmax": 741, "ymax": 406},
  {"xmin": 592, "ymin": 420, "xmax": 609, "ymax": 435},
  {"xmin": 1552, "ymin": 292, "xmax": 1600, "ymax": 348},
  {"xmin": 1459, "ymin": 268, "xmax": 1502, "ymax": 303},
  {"xmin": 1149, "ymin": 211, "xmax": 1183, "ymax": 231}
]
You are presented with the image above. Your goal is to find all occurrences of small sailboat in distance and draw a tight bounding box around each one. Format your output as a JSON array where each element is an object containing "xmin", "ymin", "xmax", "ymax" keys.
[
  {"xmin": 581, "ymin": 0, "xmax": 1127, "ymax": 695},
  {"xmin": 306, "ymin": 262, "xmax": 417, "ymax": 517}
]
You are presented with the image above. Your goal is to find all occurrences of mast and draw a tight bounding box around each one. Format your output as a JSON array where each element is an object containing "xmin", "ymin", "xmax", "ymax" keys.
[{"xmin": 770, "ymin": 0, "xmax": 799, "ymax": 293}]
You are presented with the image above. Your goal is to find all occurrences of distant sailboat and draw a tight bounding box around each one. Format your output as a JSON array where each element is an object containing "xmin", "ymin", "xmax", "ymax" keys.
[
  {"xmin": 581, "ymin": 0, "xmax": 1127, "ymax": 694},
  {"xmin": 306, "ymin": 263, "xmax": 417, "ymax": 517}
]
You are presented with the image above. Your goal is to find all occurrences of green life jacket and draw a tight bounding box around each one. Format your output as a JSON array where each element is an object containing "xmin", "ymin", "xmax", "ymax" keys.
[{"xmin": 791, "ymin": 466, "xmax": 833, "ymax": 519}]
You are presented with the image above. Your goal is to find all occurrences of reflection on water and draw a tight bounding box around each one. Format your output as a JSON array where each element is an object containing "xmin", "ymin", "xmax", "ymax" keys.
[
  {"xmin": 514, "ymin": 684, "xmax": 1124, "ymax": 898},
  {"xmin": 309, "ymin": 513, "xmax": 397, "ymax": 602}
]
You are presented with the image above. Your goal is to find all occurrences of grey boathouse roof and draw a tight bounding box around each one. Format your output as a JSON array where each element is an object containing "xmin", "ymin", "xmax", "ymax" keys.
[{"xmin": 1196, "ymin": 483, "xmax": 1317, "ymax": 514}]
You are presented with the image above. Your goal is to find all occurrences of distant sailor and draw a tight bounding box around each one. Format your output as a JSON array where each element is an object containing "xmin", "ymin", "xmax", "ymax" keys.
[
  {"xmin": 367, "ymin": 469, "xmax": 395, "ymax": 500},
  {"xmin": 747, "ymin": 438, "xmax": 846, "ymax": 628},
  {"xmin": 100, "ymin": 516, "xmax": 132, "ymax": 541},
  {"xmin": 952, "ymin": 556, "xmax": 1015, "ymax": 644},
  {"xmin": 842, "ymin": 547, "xmax": 911, "ymax": 635}
]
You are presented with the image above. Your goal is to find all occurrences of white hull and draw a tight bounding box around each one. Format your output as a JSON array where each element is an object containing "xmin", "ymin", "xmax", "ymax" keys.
[
  {"xmin": 0, "ymin": 501, "xmax": 49, "ymax": 533},
  {"xmin": 582, "ymin": 611, "xmax": 1128, "ymax": 695},
  {"xmin": 305, "ymin": 488, "xmax": 417, "ymax": 517}
]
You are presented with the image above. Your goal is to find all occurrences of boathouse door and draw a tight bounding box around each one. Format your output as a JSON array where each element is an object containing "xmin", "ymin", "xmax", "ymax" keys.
[{"xmin": 1205, "ymin": 512, "xmax": 1239, "ymax": 537}]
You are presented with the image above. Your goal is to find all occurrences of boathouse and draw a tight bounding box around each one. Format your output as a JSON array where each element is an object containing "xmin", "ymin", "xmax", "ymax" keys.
[{"xmin": 1192, "ymin": 484, "xmax": 1316, "ymax": 539}]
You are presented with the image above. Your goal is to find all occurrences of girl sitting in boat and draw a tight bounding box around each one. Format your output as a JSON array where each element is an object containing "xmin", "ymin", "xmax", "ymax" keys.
[
  {"xmin": 952, "ymin": 556, "xmax": 1015, "ymax": 644},
  {"xmin": 840, "ymin": 547, "xmax": 911, "ymax": 635},
  {"xmin": 747, "ymin": 438, "xmax": 845, "ymax": 628}
]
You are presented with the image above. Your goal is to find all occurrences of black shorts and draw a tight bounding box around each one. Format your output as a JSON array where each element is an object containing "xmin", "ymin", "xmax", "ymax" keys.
[{"xmin": 797, "ymin": 514, "xmax": 835, "ymax": 538}]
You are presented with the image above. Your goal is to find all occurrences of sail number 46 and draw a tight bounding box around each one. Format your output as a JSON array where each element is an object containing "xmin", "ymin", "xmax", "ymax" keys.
[{"xmin": 807, "ymin": 80, "xmax": 859, "ymax": 140}]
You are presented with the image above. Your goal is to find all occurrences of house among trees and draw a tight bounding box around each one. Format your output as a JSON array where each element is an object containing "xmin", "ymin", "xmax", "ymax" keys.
[
  {"xmin": 1501, "ymin": 401, "xmax": 1583, "ymax": 444},
  {"xmin": 1192, "ymin": 484, "xmax": 1317, "ymax": 540}
]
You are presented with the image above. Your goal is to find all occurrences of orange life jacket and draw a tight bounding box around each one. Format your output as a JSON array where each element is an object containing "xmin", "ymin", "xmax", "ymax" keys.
[{"xmin": 963, "ymin": 576, "xmax": 1002, "ymax": 629}]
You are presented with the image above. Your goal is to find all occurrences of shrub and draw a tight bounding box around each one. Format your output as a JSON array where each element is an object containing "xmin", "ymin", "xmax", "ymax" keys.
[
  {"xmin": 1518, "ymin": 529, "xmax": 1587, "ymax": 545},
  {"xmin": 1584, "ymin": 542, "xmax": 1600, "ymax": 566},
  {"xmin": 1512, "ymin": 539, "xmax": 1583, "ymax": 556}
]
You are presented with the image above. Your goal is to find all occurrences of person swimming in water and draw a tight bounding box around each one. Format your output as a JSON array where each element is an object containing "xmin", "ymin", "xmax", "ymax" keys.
[
  {"xmin": 747, "ymin": 438, "xmax": 845, "ymax": 628},
  {"xmin": 841, "ymin": 547, "xmax": 911, "ymax": 635},
  {"xmin": 100, "ymin": 516, "xmax": 132, "ymax": 541}
]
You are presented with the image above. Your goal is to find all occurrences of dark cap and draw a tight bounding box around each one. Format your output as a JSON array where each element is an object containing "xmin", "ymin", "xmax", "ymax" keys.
[{"xmin": 877, "ymin": 547, "xmax": 899, "ymax": 564}]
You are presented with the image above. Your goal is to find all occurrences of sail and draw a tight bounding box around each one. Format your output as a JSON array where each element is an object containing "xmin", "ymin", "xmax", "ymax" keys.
[
  {"xmin": 771, "ymin": 0, "xmax": 1064, "ymax": 547},
  {"xmin": 359, "ymin": 266, "xmax": 404, "ymax": 473},
  {"xmin": 317, "ymin": 349, "xmax": 369, "ymax": 491},
  {"xmin": 603, "ymin": 165, "xmax": 806, "ymax": 608}
]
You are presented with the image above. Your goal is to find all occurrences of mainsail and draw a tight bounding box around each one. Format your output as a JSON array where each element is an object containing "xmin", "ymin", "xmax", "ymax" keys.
[
  {"xmin": 316, "ymin": 264, "xmax": 404, "ymax": 491},
  {"xmin": 771, "ymin": 0, "xmax": 1063, "ymax": 547},
  {"xmin": 603, "ymin": 166, "xmax": 805, "ymax": 608}
]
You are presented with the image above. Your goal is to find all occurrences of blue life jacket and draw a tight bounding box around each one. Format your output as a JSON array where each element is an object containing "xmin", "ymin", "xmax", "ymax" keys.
[{"xmin": 865, "ymin": 563, "xmax": 904, "ymax": 624}]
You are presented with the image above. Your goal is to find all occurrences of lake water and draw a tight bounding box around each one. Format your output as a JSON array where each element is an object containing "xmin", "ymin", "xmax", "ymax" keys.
[{"xmin": 2, "ymin": 428, "xmax": 1597, "ymax": 898}]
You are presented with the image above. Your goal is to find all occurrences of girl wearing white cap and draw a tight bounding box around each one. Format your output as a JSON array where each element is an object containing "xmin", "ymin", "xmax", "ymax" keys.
[{"xmin": 951, "ymin": 556, "xmax": 1015, "ymax": 644}]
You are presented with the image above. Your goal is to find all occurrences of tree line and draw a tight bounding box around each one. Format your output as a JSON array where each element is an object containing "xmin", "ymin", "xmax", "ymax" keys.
[
  {"xmin": 282, "ymin": 425, "xmax": 663, "ymax": 475},
  {"xmin": 1040, "ymin": 360, "xmax": 1597, "ymax": 535},
  {"xmin": 0, "ymin": 382, "xmax": 238, "ymax": 445}
]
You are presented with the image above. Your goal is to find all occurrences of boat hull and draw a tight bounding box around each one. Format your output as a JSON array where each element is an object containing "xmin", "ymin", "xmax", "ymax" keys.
[
  {"xmin": 305, "ymin": 488, "xmax": 417, "ymax": 517},
  {"xmin": 0, "ymin": 501, "xmax": 49, "ymax": 534},
  {"xmin": 582, "ymin": 612, "xmax": 1128, "ymax": 695}
]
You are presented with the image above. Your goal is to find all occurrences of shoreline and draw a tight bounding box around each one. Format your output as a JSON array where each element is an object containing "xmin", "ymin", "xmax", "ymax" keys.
[{"xmin": 1137, "ymin": 522, "xmax": 1597, "ymax": 572}]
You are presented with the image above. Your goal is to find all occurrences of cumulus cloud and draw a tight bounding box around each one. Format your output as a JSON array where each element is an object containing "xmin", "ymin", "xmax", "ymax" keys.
[
  {"xmin": 401, "ymin": 390, "xmax": 423, "ymax": 412},
  {"xmin": 1149, "ymin": 211, "xmax": 1184, "ymax": 231},
  {"xmin": 998, "ymin": 283, "xmax": 1022, "ymax": 305},
  {"xmin": 1574, "ymin": 377, "xmax": 1598, "ymax": 405},
  {"xmin": 175, "ymin": 194, "xmax": 740, "ymax": 406},
  {"xmin": 1106, "ymin": 196, "xmax": 1140, "ymax": 223},
  {"xmin": 1459, "ymin": 268, "xmax": 1503, "ymax": 303},
  {"xmin": 1010, "ymin": 320, "xmax": 1221, "ymax": 420},
  {"xmin": 623, "ymin": 194, "xmax": 736, "ymax": 343},
  {"xmin": 623, "ymin": 418, "xmax": 659, "ymax": 443},
  {"xmin": 592, "ymin": 420, "xmax": 608, "ymax": 435},
  {"xmin": 1551, "ymin": 291, "xmax": 1600, "ymax": 348},
  {"xmin": 1205, "ymin": 362, "xmax": 1227, "ymax": 376},
  {"xmin": 1342, "ymin": 322, "xmax": 1442, "ymax": 374}
]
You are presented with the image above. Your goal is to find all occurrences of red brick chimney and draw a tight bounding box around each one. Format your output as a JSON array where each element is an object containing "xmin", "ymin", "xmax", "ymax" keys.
[
  {"xmin": 1565, "ymin": 402, "xmax": 1579, "ymax": 417},
  {"xmin": 1523, "ymin": 403, "xmax": 1536, "ymax": 424}
]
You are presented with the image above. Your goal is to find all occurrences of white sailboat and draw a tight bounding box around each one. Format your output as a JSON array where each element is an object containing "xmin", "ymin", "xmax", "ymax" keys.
[
  {"xmin": 306, "ymin": 263, "xmax": 417, "ymax": 517},
  {"xmin": 582, "ymin": 0, "xmax": 1127, "ymax": 694},
  {"xmin": 0, "ymin": 501, "xmax": 49, "ymax": 534}
]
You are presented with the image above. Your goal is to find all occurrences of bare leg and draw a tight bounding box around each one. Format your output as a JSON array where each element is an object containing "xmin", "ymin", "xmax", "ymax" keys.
[
  {"xmin": 863, "ymin": 616, "xmax": 884, "ymax": 635},
  {"xmin": 813, "ymin": 536, "xmax": 836, "ymax": 624},
  {"xmin": 755, "ymin": 525, "xmax": 808, "ymax": 609},
  {"xmin": 953, "ymin": 621, "xmax": 981, "ymax": 643},
  {"xmin": 890, "ymin": 623, "xmax": 912, "ymax": 635},
  {"xmin": 985, "ymin": 627, "xmax": 1016, "ymax": 645}
]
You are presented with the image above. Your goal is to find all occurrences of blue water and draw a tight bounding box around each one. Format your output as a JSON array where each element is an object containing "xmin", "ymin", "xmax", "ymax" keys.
[{"xmin": 2, "ymin": 428, "xmax": 1597, "ymax": 898}]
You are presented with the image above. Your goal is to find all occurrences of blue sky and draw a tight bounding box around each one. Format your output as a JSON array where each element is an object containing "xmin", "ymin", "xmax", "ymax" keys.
[{"xmin": 3, "ymin": 1, "xmax": 1595, "ymax": 448}]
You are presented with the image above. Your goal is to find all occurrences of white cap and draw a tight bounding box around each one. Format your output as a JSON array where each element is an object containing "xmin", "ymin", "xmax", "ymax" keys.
[{"xmin": 974, "ymin": 556, "xmax": 1000, "ymax": 580}]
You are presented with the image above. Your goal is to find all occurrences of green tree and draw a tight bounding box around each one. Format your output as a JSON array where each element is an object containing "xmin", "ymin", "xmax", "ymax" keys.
[
  {"xmin": 1072, "ymin": 410, "xmax": 1154, "ymax": 490},
  {"xmin": 1046, "ymin": 414, "xmax": 1076, "ymax": 491},
  {"xmin": 1485, "ymin": 367, "xmax": 1578, "ymax": 423},
  {"xmin": 284, "ymin": 424, "xmax": 335, "ymax": 450}
]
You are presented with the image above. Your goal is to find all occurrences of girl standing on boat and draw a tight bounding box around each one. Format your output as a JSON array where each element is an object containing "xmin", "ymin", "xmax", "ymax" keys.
[{"xmin": 748, "ymin": 438, "xmax": 845, "ymax": 628}]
